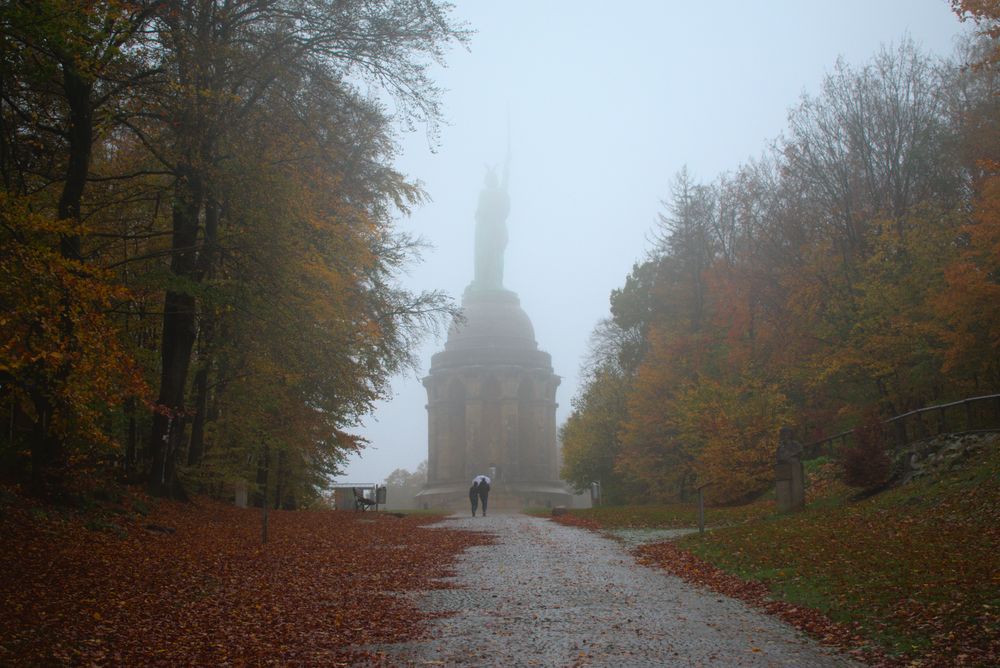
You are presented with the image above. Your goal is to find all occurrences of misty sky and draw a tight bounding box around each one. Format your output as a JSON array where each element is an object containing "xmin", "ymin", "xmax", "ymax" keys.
[{"xmin": 334, "ymin": 1, "xmax": 970, "ymax": 486}]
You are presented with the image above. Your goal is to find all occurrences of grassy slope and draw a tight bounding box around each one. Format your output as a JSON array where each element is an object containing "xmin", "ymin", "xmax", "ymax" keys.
[{"xmin": 554, "ymin": 438, "xmax": 1000, "ymax": 666}]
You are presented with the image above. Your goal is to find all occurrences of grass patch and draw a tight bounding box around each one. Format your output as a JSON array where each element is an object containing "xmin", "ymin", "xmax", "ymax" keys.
[
  {"xmin": 676, "ymin": 438, "xmax": 1000, "ymax": 664},
  {"xmin": 559, "ymin": 498, "xmax": 773, "ymax": 530},
  {"xmin": 553, "ymin": 436, "xmax": 999, "ymax": 665},
  {"xmin": 84, "ymin": 516, "xmax": 127, "ymax": 538}
]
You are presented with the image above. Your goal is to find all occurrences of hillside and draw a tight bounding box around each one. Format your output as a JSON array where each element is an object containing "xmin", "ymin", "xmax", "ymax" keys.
[{"xmin": 556, "ymin": 434, "xmax": 1000, "ymax": 667}]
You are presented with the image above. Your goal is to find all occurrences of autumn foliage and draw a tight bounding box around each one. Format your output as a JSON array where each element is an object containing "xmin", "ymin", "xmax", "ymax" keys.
[
  {"xmin": 562, "ymin": 31, "xmax": 1000, "ymax": 504},
  {"xmin": 555, "ymin": 440, "xmax": 1000, "ymax": 667},
  {"xmin": 666, "ymin": 445, "xmax": 1000, "ymax": 667},
  {"xmin": 0, "ymin": 488, "xmax": 490, "ymax": 665},
  {"xmin": 0, "ymin": 1, "xmax": 468, "ymax": 500},
  {"xmin": 839, "ymin": 408, "xmax": 892, "ymax": 489}
]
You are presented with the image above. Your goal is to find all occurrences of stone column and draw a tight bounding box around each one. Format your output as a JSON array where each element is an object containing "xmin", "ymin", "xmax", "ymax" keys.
[
  {"xmin": 465, "ymin": 387, "xmax": 483, "ymax": 480},
  {"xmin": 539, "ymin": 374, "xmax": 560, "ymax": 480},
  {"xmin": 775, "ymin": 427, "xmax": 805, "ymax": 512}
]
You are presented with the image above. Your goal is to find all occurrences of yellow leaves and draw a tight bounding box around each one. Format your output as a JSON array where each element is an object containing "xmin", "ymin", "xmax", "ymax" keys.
[
  {"xmin": 1, "ymin": 192, "xmax": 149, "ymax": 454},
  {"xmin": 932, "ymin": 173, "xmax": 1000, "ymax": 381}
]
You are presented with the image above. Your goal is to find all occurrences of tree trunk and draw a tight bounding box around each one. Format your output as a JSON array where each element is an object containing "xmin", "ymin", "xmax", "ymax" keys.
[
  {"xmin": 57, "ymin": 63, "xmax": 91, "ymax": 258},
  {"xmin": 187, "ymin": 364, "xmax": 209, "ymax": 466},
  {"xmin": 124, "ymin": 398, "xmax": 138, "ymax": 477},
  {"xmin": 149, "ymin": 170, "xmax": 202, "ymax": 497},
  {"xmin": 30, "ymin": 63, "xmax": 93, "ymax": 497},
  {"xmin": 29, "ymin": 393, "xmax": 54, "ymax": 496},
  {"xmin": 187, "ymin": 198, "xmax": 219, "ymax": 467},
  {"xmin": 273, "ymin": 449, "xmax": 285, "ymax": 510},
  {"xmin": 260, "ymin": 442, "xmax": 270, "ymax": 544}
]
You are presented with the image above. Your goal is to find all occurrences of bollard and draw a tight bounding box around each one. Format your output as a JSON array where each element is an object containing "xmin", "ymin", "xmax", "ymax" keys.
[
  {"xmin": 698, "ymin": 487, "xmax": 705, "ymax": 535},
  {"xmin": 696, "ymin": 482, "xmax": 713, "ymax": 534}
]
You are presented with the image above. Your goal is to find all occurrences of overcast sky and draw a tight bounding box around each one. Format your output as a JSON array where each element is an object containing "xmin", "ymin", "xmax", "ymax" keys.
[{"xmin": 334, "ymin": 1, "xmax": 970, "ymax": 485}]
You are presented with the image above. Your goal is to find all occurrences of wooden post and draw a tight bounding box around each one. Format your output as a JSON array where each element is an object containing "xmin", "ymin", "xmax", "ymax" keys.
[
  {"xmin": 697, "ymin": 482, "xmax": 713, "ymax": 534},
  {"xmin": 894, "ymin": 419, "xmax": 907, "ymax": 447},
  {"xmin": 698, "ymin": 487, "xmax": 705, "ymax": 535},
  {"xmin": 261, "ymin": 442, "xmax": 269, "ymax": 545}
]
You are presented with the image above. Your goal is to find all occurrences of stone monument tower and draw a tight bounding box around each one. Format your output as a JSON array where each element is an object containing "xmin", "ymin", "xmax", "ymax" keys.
[{"xmin": 416, "ymin": 161, "xmax": 570, "ymax": 510}]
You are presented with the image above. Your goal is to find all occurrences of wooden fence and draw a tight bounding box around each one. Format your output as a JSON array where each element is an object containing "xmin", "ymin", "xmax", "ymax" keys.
[{"xmin": 804, "ymin": 393, "xmax": 1000, "ymax": 460}]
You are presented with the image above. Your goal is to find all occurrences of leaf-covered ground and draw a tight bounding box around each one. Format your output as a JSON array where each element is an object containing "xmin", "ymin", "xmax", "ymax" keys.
[
  {"xmin": 0, "ymin": 489, "xmax": 491, "ymax": 666},
  {"xmin": 554, "ymin": 440, "xmax": 1000, "ymax": 667}
]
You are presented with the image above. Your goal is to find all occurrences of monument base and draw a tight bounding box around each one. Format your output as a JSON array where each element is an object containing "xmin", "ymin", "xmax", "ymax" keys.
[
  {"xmin": 415, "ymin": 481, "xmax": 572, "ymax": 512},
  {"xmin": 775, "ymin": 460, "xmax": 805, "ymax": 512}
]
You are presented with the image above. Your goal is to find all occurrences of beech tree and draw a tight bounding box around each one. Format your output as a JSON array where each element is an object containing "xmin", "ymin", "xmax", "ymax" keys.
[
  {"xmin": 1, "ymin": 0, "xmax": 468, "ymax": 500},
  {"xmin": 126, "ymin": 0, "xmax": 468, "ymax": 496},
  {"xmin": 935, "ymin": 24, "xmax": 1000, "ymax": 392},
  {"xmin": 572, "ymin": 36, "xmax": 999, "ymax": 504},
  {"xmin": 561, "ymin": 362, "xmax": 631, "ymax": 504},
  {"xmin": 0, "ymin": 0, "xmax": 154, "ymax": 494}
]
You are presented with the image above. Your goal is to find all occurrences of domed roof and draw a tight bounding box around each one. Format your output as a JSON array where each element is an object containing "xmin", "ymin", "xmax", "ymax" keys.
[
  {"xmin": 444, "ymin": 288, "xmax": 537, "ymax": 352},
  {"xmin": 427, "ymin": 287, "xmax": 553, "ymax": 372}
]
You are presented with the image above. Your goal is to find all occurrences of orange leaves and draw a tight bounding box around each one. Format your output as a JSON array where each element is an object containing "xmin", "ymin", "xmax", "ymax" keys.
[
  {"xmin": 0, "ymin": 193, "xmax": 148, "ymax": 451},
  {"xmin": 935, "ymin": 172, "xmax": 1000, "ymax": 383},
  {"xmin": 952, "ymin": 1, "xmax": 1000, "ymax": 60},
  {"xmin": 677, "ymin": 378, "xmax": 790, "ymax": 504},
  {"xmin": 615, "ymin": 310, "xmax": 789, "ymax": 504},
  {"xmin": 634, "ymin": 443, "xmax": 1000, "ymax": 667},
  {"xmin": 0, "ymin": 490, "xmax": 490, "ymax": 665}
]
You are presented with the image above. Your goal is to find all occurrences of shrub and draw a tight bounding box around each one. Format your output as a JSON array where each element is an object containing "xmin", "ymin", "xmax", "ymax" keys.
[{"xmin": 839, "ymin": 407, "xmax": 891, "ymax": 489}]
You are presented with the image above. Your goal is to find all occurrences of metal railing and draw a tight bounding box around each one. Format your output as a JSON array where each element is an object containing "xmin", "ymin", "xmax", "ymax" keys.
[{"xmin": 804, "ymin": 393, "xmax": 1000, "ymax": 459}]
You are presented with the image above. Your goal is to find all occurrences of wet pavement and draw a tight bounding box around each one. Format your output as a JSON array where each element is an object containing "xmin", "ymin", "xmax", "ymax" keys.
[{"xmin": 376, "ymin": 513, "xmax": 861, "ymax": 667}]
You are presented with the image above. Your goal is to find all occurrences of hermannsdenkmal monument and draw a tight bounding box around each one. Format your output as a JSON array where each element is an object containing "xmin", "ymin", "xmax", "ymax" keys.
[{"xmin": 416, "ymin": 159, "xmax": 571, "ymax": 510}]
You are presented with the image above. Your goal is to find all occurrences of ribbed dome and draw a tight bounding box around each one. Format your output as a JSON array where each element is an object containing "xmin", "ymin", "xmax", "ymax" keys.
[{"xmin": 444, "ymin": 288, "xmax": 537, "ymax": 352}]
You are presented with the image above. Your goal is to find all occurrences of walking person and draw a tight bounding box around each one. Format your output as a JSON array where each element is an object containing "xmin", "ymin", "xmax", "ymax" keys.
[
  {"xmin": 469, "ymin": 480, "xmax": 480, "ymax": 516},
  {"xmin": 472, "ymin": 474, "xmax": 491, "ymax": 516}
]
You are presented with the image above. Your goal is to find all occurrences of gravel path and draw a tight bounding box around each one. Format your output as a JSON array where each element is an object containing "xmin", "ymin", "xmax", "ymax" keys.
[{"xmin": 377, "ymin": 513, "xmax": 861, "ymax": 667}]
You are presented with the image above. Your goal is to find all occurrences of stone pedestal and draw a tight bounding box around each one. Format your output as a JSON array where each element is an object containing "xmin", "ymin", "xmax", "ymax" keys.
[
  {"xmin": 775, "ymin": 460, "xmax": 805, "ymax": 512},
  {"xmin": 234, "ymin": 481, "xmax": 248, "ymax": 508},
  {"xmin": 416, "ymin": 287, "xmax": 570, "ymax": 510}
]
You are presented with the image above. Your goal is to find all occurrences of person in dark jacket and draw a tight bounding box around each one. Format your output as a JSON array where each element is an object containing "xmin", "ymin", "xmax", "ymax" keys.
[
  {"xmin": 471, "ymin": 474, "xmax": 491, "ymax": 516},
  {"xmin": 469, "ymin": 480, "xmax": 480, "ymax": 516}
]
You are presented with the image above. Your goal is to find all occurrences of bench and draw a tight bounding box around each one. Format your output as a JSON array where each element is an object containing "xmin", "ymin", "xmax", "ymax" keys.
[{"xmin": 353, "ymin": 487, "xmax": 376, "ymax": 511}]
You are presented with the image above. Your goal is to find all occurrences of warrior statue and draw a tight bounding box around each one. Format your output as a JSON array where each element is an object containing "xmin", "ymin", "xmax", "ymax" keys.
[{"xmin": 473, "ymin": 154, "xmax": 510, "ymax": 290}]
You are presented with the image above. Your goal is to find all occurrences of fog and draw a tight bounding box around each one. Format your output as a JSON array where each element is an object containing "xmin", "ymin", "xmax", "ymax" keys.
[{"xmin": 334, "ymin": 1, "xmax": 967, "ymax": 486}]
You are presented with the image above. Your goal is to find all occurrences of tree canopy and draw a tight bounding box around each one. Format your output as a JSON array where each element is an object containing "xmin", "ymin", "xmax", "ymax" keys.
[
  {"xmin": 562, "ymin": 33, "xmax": 1000, "ymax": 505},
  {"xmin": 1, "ymin": 0, "xmax": 469, "ymax": 503}
]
